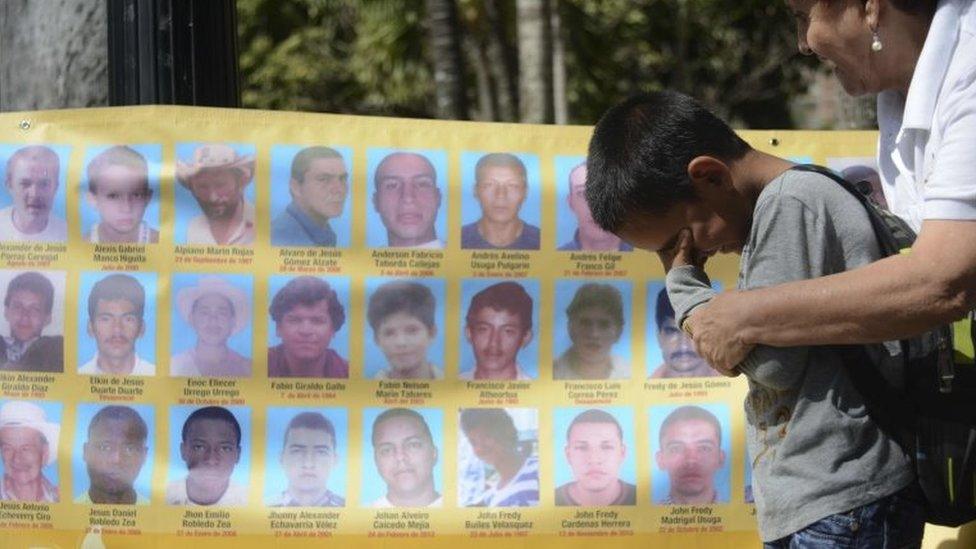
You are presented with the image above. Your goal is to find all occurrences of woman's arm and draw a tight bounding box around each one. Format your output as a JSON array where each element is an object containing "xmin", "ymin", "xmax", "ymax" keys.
[{"xmin": 686, "ymin": 219, "xmax": 976, "ymax": 373}]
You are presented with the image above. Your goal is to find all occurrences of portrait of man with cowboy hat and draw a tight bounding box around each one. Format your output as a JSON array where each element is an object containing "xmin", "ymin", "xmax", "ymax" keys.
[
  {"xmin": 175, "ymin": 143, "xmax": 256, "ymax": 246},
  {"xmin": 0, "ymin": 400, "xmax": 61, "ymax": 502},
  {"xmin": 170, "ymin": 275, "xmax": 252, "ymax": 378}
]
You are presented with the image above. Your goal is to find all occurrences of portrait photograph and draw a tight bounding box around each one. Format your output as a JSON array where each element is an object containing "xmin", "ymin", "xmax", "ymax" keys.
[
  {"xmin": 361, "ymin": 407, "xmax": 443, "ymax": 508},
  {"xmin": 267, "ymin": 275, "xmax": 350, "ymax": 379},
  {"xmin": 457, "ymin": 407, "xmax": 539, "ymax": 507},
  {"xmin": 269, "ymin": 144, "xmax": 353, "ymax": 248},
  {"xmin": 364, "ymin": 277, "xmax": 446, "ymax": 380},
  {"xmin": 166, "ymin": 405, "xmax": 251, "ymax": 506},
  {"xmin": 169, "ymin": 273, "xmax": 253, "ymax": 378},
  {"xmin": 649, "ymin": 403, "xmax": 731, "ymax": 505},
  {"xmin": 264, "ymin": 406, "xmax": 348, "ymax": 507},
  {"xmin": 553, "ymin": 155, "xmax": 632, "ymax": 252},
  {"xmin": 72, "ymin": 403, "xmax": 154, "ymax": 505},
  {"xmin": 459, "ymin": 278, "xmax": 540, "ymax": 381},
  {"xmin": 365, "ymin": 148, "xmax": 448, "ymax": 249},
  {"xmin": 0, "ymin": 144, "xmax": 70, "ymax": 243},
  {"xmin": 0, "ymin": 269, "xmax": 66, "ymax": 373},
  {"xmin": 552, "ymin": 406, "xmax": 636, "ymax": 507},
  {"xmin": 460, "ymin": 151, "xmax": 541, "ymax": 251},
  {"xmin": 173, "ymin": 142, "xmax": 257, "ymax": 246},
  {"xmin": 77, "ymin": 271, "xmax": 157, "ymax": 376},
  {"xmin": 646, "ymin": 281, "xmax": 721, "ymax": 379},
  {"xmin": 80, "ymin": 144, "xmax": 162, "ymax": 244},
  {"xmin": 552, "ymin": 279, "xmax": 633, "ymax": 380},
  {"xmin": 0, "ymin": 399, "xmax": 62, "ymax": 502}
]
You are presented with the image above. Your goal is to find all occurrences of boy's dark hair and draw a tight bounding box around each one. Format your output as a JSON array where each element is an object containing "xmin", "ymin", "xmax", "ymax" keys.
[
  {"xmin": 4, "ymin": 271, "xmax": 55, "ymax": 314},
  {"xmin": 269, "ymin": 276, "xmax": 345, "ymax": 330},
  {"xmin": 283, "ymin": 411, "xmax": 336, "ymax": 449},
  {"xmin": 465, "ymin": 281, "xmax": 533, "ymax": 335},
  {"xmin": 88, "ymin": 273, "xmax": 145, "ymax": 321},
  {"xmin": 367, "ymin": 281, "xmax": 436, "ymax": 332},
  {"xmin": 182, "ymin": 406, "xmax": 241, "ymax": 447},
  {"xmin": 586, "ymin": 91, "xmax": 751, "ymax": 233}
]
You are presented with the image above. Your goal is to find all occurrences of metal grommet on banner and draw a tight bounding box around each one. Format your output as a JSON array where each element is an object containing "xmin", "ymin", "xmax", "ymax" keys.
[
  {"xmin": 769, "ymin": 137, "xmax": 779, "ymax": 146},
  {"xmin": 19, "ymin": 119, "xmax": 32, "ymax": 131}
]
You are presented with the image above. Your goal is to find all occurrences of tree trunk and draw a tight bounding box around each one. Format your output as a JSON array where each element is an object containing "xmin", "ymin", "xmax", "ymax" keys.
[
  {"xmin": 551, "ymin": 3, "xmax": 567, "ymax": 124},
  {"xmin": 465, "ymin": 37, "xmax": 496, "ymax": 121},
  {"xmin": 0, "ymin": 0, "xmax": 108, "ymax": 111},
  {"xmin": 484, "ymin": 0, "xmax": 518, "ymax": 121},
  {"xmin": 517, "ymin": 0, "xmax": 552, "ymax": 123},
  {"xmin": 425, "ymin": 0, "xmax": 468, "ymax": 119}
]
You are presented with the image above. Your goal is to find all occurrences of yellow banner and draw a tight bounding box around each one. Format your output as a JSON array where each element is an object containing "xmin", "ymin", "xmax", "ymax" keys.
[{"xmin": 0, "ymin": 106, "xmax": 958, "ymax": 548}]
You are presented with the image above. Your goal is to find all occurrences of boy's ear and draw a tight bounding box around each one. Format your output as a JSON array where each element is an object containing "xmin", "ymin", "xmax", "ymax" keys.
[{"xmin": 687, "ymin": 156, "xmax": 732, "ymax": 194}]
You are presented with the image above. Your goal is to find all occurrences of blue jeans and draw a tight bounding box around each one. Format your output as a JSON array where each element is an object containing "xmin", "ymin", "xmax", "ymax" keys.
[{"xmin": 763, "ymin": 484, "xmax": 926, "ymax": 549}]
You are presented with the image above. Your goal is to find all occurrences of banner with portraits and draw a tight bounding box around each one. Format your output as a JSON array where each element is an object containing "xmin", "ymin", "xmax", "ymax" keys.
[{"xmin": 0, "ymin": 106, "xmax": 888, "ymax": 548}]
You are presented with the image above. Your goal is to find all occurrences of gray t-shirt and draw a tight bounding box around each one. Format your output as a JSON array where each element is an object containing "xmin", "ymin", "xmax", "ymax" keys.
[{"xmin": 666, "ymin": 169, "xmax": 914, "ymax": 542}]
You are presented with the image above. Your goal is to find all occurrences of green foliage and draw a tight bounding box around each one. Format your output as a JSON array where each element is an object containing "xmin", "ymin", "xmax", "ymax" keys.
[{"xmin": 237, "ymin": 0, "xmax": 815, "ymax": 127}]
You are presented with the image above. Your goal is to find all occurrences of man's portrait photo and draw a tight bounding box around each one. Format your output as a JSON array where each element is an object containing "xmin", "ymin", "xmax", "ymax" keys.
[
  {"xmin": 458, "ymin": 407, "xmax": 538, "ymax": 507},
  {"xmin": 174, "ymin": 143, "xmax": 256, "ymax": 246},
  {"xmin": 0, "ymin": 270, "xmax": 65, "ymax": 373},
  {"xmin": 650, "ymin": 404, "xmax": 730, "ymax": 505},
  {"xmin": 267, "ymin": 275, "xmax": 349, "ymax": 378},
  {"xmin": 366, "ymin": 149, "xmax": 447, "ymax": 249},
  {"xmin": 365, "ymin": 278, "xmax": 445, "ymax": 380},
  {"xmin": 363, "ymin": 407, "xmax": 442, "ymax": 508},
  {"xmin": 264, "ymin": 407, "xmax": 347, "ymax": 507},
  {"xmin": 81, "ymin": 144, "xmax": 161, "ymax": 244},
  {"xmin": 460, "ymin": 152, "xmax": 541, "ymax": 250},
  {"xmin": 166, "ymin": 405, "xmax": 250, "ymax": 506},
  {"xmin": 73, "ymin": 404, "xmax": 152, "ymax": 505},
  {"xmin": 270, "ymin": 145, "xmax": 351, "ymax": 248},
  {"xmin": 647, "ymin": 284, "xmax": 716, "ymax": 379},
  {"xmin": 827, "ymin": 156, "xmax": 887, "ymax": 209},
  {"xmin": 459, "ymin": 279, "xmax": 539, "ymax": 380},
  {"xmin": 0, "ymin": 399, "xmax": 61, "ymax": 502},
  {"xmin": 553, "ymin": 280, "xmax": 631, "ymax": 380},
  {"xmin": 0, "ymin": 145, "xmax": 68, "ymax": 243},
  {"xmin": 78, "ymin": 272, "xmax": 156, "ymax": 376},
  {"xmin": 554, "ymin": 157, "xmax": 632, "ymax": 252},
  {"xmin": 170, "ymin": 274, "xmax": 253, "ymax": 378},
  {"xmin": 553, "ymin": 407, "xmax": 636, "ymax": 506}
]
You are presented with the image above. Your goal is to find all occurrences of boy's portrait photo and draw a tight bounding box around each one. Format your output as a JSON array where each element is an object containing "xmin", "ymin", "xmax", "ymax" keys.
[
  {"xmin": 170, "ymin": 274, "xmax": 253, "ymax": 378},
  {"xmin": 460, "ymin": 152, "xmax": 541, "ymax": 250},
  {"xmin": 0, "ymin": 270, "xmax": 65, "ymax": 373},
  {"xmin": 166, "ymin": 405, "xmax": 251, "ymax": 506},
  {"xmin": 81, "ymin": 144, "xmax": 161, "ymax": 244},
  {"xmin": 457, "ymin": 407, "xmax": 539, "ymax": 507},
  {"xmin": 264, "ymin": 407, "xmax": 347, "ymax": 507},
  {"xmin": 364, "ymin": 278, "xmax": 445, "ymax": 380},
  {"xmin": 77, "ymin": 272, "xmax": 157, "ymax": 376},
  {"xmin": 459, "ymin": 279, "xmax": 540, "ymax": 381}
]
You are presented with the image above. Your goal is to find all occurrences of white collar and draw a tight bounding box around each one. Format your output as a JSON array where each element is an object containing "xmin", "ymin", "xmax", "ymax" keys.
[{"xmin": 899, "ymin": 0, "xmax": 964, "ymax": 131}]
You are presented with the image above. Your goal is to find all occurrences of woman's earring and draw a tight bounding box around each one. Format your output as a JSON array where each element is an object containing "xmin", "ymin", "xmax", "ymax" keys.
[{"xmin": 871, "ymin": 30, "xmax": 883, "ymax": 52}]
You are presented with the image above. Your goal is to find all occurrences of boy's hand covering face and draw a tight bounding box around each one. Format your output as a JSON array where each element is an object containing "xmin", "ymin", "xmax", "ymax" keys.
[{"xmin": 656, "ymin": 229, "xmax": 707, "ymax": 272}]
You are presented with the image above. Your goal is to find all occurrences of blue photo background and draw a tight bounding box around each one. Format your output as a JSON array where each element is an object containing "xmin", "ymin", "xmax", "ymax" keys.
[
  {"xmin": 360, "ymin": 407, "xmax": 443, "ymax": 506},
  {"xmin": 169, "ymin": 273, "xmax": 254, "ymax": 360},
  {"xmin": 458, "ymin": 278, "xmax": 541, "ymax": 379},
  {"xmin": 459, "ymin": 151, "xmax": 542, "ymax": 243},
  {"xmin": 266, "ymin": 275, "xmax": 350, "ymax": 361},
  {"xmin": 648, "ymin": 402, "xmax": 732, "ymax": 504},
  {"xmin": 72, "ymin": 402, "xmax": 155, "ymax": 502},
  {"xmin": 552, "ymin": 406, "xmax": 637, "ymax": 489},
  {"xmin": 0, "ymin": 144, "xmax": 71, "ymax": 228},
  {"xmin": 365, "ymin": 148, "xmax": 449, "ymax": 248},
  {"xmin": 77, "ymin": 271, "xmax": 157, "ymax": 369},
  {"xmin": 552, "ymin": 279, "xmax": 633, "ymax": 373},
  {"xmin": 79, "ymin": 144, "xmax": 162, "ymax": 237},
  {"xmin": 554, "ymin": 155, "xmax": 586, "ymax": 249},
  {"xmin": 646, "ymin": 280, "xmax": 722, "ymax": 377},
  {"xmin": 0, "ymin": 399, "xmax": 61, "ymax": 488},
  {"xmin": 167, "ymin": 405, "xmax": 251, "ymax": 492},
  {"xmin": 173, "ymin": 142, "xmax": 256, "ymax": 244},
  {"xmin": 269, "ymin": 145, "xmax": 353, "ymax": 248},
  {"xmin": 363, "ymin": 277, "xmax": 446, "ymax": 378},
  {"xmin": 263, "ymin": 406, "xmax": 348, "ymax": 504}
]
